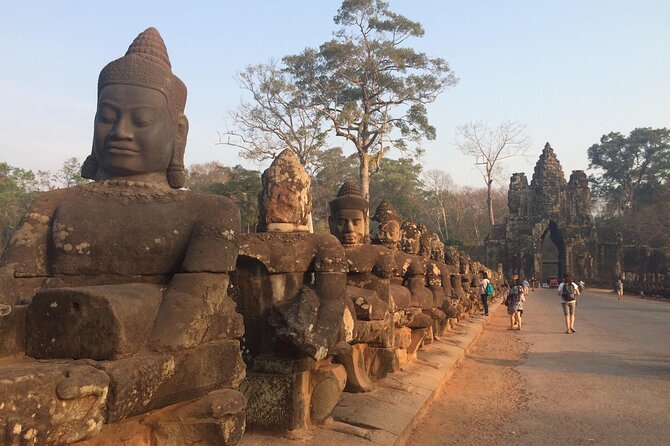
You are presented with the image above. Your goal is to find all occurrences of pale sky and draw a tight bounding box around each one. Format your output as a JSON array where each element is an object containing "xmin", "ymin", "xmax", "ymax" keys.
[{"xmin": 1, "ymin": 0, "xmax": 669, "ymax": 188}]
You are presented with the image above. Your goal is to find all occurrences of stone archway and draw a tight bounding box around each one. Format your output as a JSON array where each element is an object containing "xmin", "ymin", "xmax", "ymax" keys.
[{"xmin": 537, "ymin": 221, "xmax": 565, "ymax": 283}]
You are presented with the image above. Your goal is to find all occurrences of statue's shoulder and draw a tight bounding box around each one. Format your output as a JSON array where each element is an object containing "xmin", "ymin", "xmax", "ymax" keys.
[{"xmin": 186, "ymin": 191, "xmax": 241, "ymax": 229}]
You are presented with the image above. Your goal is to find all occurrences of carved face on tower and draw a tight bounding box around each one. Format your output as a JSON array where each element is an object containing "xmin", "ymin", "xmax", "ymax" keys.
[
  {"xmin": 372, "ymin": 199, "xmax": 402, "ymax": 250},
  {"xmin": 83, "ymin": 27, "xmax": 189, "ymax": 188},
  {"xmin": 329, "ymin": 181, "xmax": 368, "ymax": 246}
]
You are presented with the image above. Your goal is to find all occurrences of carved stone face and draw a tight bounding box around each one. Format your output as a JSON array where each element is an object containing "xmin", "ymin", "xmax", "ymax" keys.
[
  {"xmin": 378, "ymin": 220, "xmax": 401, "ymax": 249},
  {"xmin": 94, "ymin": 84, "xmax": 176, "ymax": 179},
  {"xmin": 330, "ymin": 208, "xmax": 366, "ymax": 246}
]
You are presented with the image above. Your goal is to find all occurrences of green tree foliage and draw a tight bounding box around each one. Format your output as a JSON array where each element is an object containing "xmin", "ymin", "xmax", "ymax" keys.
[
  {"xmin": 588, "ymin": 127, "xmax": 670, "ymax": 215},
  {"xmin": 284, "ymin": 0, "xmax": 457, "ymax": 204},
  {"xmin": 310, "ymin": 147, "xmax": 358, "ymax": 231},
  {"xmin": 198, "ymin": 165, "xmax": 262, "ymax": 233},
  {"xmin": 56, "ymin": 157, "xmax": 86, "ymax": 188},
  {"xmin": 369, "ymin": 157, "xmax": 425, "ymax": 225},
  {"xmin": 0, "ymin": 163, "xmax": 42, "ymax": 247}
]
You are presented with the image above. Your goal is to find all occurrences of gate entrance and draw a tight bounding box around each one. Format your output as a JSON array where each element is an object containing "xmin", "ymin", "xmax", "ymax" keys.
[{"xmin": 540, "ymin": 221, "xmax": 564, "ymax": 283}]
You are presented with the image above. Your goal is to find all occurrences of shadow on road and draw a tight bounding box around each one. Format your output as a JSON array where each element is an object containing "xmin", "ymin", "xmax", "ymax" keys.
[{"xmin": 521, "ymin": 350, "xmax": 670, "ymax": 378}]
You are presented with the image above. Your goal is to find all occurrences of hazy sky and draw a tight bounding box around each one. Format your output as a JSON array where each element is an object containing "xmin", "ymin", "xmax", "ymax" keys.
[{"xmin": 1, "ymin": 0, "xmax": 668, "ymax": 188}]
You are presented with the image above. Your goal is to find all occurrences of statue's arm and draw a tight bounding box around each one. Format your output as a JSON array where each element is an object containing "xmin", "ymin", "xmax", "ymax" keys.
[
  {"xmin": 0, "ymin": 190, "xmax": 63, "ymax": 305},
  {"xmin": 148, "ymin": 196, "xmax": 241, "ymax": 352}
]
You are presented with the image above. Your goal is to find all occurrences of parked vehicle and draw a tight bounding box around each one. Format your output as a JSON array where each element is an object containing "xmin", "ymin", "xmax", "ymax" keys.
[{"xmin": 548, "ymin": 277, "xmax": 559, "ymax": 288}]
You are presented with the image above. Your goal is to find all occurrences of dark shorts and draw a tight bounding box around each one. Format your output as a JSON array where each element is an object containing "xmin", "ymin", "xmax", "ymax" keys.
[{"xmin": 562, "ymin": 301, "xmax": 576, "ymax": 316}]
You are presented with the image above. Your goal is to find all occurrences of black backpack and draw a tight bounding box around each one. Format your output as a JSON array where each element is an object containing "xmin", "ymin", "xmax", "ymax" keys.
[{"xmin": 562, "ymin": 282, "xmax": 576, "ymax": 301}]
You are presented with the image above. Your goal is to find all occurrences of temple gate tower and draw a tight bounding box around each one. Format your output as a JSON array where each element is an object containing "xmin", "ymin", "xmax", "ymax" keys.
[{"xmin": 486, "ymin": 143, "xmax": 596, "ymax": 282}]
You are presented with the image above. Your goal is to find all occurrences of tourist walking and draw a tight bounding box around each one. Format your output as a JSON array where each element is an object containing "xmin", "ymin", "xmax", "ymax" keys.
[
  {"xmin": 479, "ymin": 271, "xmax": 491, "ymax": 316},
  {"xmin": 557, "ymin": 273, "xmax": 580, "ymax": 334},
  {"xmin": 506, "ymin": 278, "xmax": 525, "ymax": 330},
  {"xmin": 615, "ymin": 279, "xmax": 624, "ymax": 300}
]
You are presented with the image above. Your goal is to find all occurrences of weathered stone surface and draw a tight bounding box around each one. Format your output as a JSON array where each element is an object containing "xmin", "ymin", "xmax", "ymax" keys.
[
  {"xmin": 78, "ymin": 389, "xmax": 247, "ymax": 446},
  {"xmin": 337, "ymin": 344, "xmax": 375, "ymax": 393},
  {"xmin": 394, "ymin": 327, "xmax": 412, "ymax": 349},
  {"xmin": 149, "ymin": 274, "xmax": 242, "ymax": 352},
  {"xmin": 147, "ymin": 389, "xmax": 247, "ymax": 446},
  {"xmin": 347, "ymin": 285, "xmax": 389, "ymax": 321},
  {"xmin": 270, "ymin": 287, "xmax": 329, "ymax": 361},
  {"xmin": 363, "ymin": 346, "xmax": 396, "ymax": 381},
  {"xmin": 257, "ymin": 149, "xmax": 312, "ymax": 233},
  {"xmin": 147, "ymin": 340, "xmax": 246, "ymax": 413},
  {"xmin": 389, "ymin": 283, "xmax": 412, "ymax": 309},
  {"xmin": 0, "ymin": 362, "xmax": 109, "ymax": 444},
  {"xmin": 25, "ymin": 284, "xmax": 163, "ymax": 360},
  {"xmin": 309, "ymin": 362, "xmax": 347, "ymax": 423},
  {"xmin": 97, "ymin": 354, "xmax": 176, "ymax": 422},
  {"xmin": 242, "ymin": 370, "xmax": 307, "ymax": 431},
  {"xmin": 407, "ymin": 327, "xmax": 430, "ymax": 356},
  {"xmin": 0, "ymin": 304, "xmax": 26, "ymax": 356}
]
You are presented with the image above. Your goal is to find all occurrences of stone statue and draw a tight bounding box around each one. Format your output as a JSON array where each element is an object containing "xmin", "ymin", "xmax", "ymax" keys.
[
  {"xmin": 0, "ymin": 28, "xmax": 246, "ymax": 445},
  {"xmin": 328, "ymin": 182, "xmax": 398, "ymax": 391},
  {"xmin": 233, "ymin": 149, "xmax": 359, "ymax": 435}
]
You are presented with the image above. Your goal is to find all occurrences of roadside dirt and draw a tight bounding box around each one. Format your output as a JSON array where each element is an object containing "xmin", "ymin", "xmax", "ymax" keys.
[{"xmin": 407, "ymin": 305, "xmax": 529, "ymax": 445}]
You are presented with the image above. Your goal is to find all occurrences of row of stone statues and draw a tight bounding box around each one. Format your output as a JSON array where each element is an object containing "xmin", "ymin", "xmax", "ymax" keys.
[{"xmin": 0, "ymin": 28, "xmax": 501, "ymax": 445}]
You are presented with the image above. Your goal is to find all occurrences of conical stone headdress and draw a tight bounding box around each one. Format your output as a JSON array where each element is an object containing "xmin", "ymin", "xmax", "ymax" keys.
[
  {"xmin": 98, "ymin": 27, "xmax": 186, "ymax": 124},
  {"xmin": 329, "ymin": 181, "xmax": 368, "ymax": 214},
  {"xmin": 372, "ymin": 199, "xmax": 401, "ymax": 225}
]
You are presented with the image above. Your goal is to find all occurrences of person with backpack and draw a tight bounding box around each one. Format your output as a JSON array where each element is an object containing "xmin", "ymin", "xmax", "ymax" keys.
[
  {"xmin": 479, "ymin": 271, "xmax": 492, "ymax": 316},
  {"xmin": 506, "ymin": 278, "xmax": 526, "ymax": 330},
  {"xmin": 557, "ymin": 273, "xmax": 580, "ymax": 334}
]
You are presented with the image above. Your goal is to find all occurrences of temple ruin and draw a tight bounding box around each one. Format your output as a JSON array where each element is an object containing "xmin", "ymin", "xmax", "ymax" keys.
[
  {"xmin": 487, "ymin": 142, "xmax": 669, "ymax": 297},
  {"xmin": 487, "ymin": 143, "xmax": 597, "ymax": 283}
]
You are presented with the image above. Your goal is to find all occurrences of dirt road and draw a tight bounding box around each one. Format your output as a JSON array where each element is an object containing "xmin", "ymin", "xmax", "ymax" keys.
[{"xmin": 408, "ymin": 288, "xmax": 670, "ymax": 445}]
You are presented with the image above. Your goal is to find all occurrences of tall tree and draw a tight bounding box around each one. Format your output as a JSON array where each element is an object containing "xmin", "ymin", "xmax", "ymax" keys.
[
  {"xmin": 284, "ymin": 0, "xmax": 457, "ymax": 206},
  {"xmin": 186, "ymin": 162, "xmax": 230, "ymax": 193},
  {"xmin": 369, "ymin": 157, "xmax": 425, "ymax": 224},
  {"xmin": 587, "ymin": 127, "xmax": 670, "ymax": 215},
  {"xmin": 455, "ymin": 120, "xmax": 530, "ymax": 229},
  {"xmin": 421, "ymin": 169, "xmax": 455, "ymax": 241},
  {"xmin": 55, "ymin": 157, "xmax": 86, "ymax": 188},
  {"xmin": 220, "ymin": 61, "xmax": 328, "ymax": 172}
]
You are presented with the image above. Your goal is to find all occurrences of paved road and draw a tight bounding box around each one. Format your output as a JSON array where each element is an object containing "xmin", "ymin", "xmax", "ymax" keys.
[{"xmin": 408, "ymin": 288, "xmax": 670, "ymax": 445}]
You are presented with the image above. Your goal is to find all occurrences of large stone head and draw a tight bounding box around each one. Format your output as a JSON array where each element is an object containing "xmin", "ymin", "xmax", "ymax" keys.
[
  {"xmin": 81, "ymin": 28, "xmax": 188, "ymax": 188},
  {"xmin": 371, "ymin": 199, "xmax": 402, "ymax": 250},
  {"xmin": 430, "ymin": 234, "xmax": 445, "ymax": 262},
  {"xmin": 257, "ymin": 149, "xmax": 312, "ymax": 232},
  {"xmin": 400, "ymin": 219, "xmax": 421, "ymax": 255},
  {"xmin": 329, "ymin": 181, "xmax": 368, "ymax": 246},
  {"xmin": 418, "ymin": 224, "xmax": 433, "ymax": 257}
]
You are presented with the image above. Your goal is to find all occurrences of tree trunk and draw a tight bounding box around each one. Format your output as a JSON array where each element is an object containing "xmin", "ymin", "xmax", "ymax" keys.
[
  {"xmin": 487, "ymin": 180, "xmax": 495, "ymax": 230},
  {"xmin": 359, "ymin": 153, "xmax": 370, "ymax": 203},
  {"xmin": 359, "ymin": 153, "xmax": 371, "ymax": 237},
  {"xmin": 441, "ymin": 205, "xmax": 449, "ymax": 241}
]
